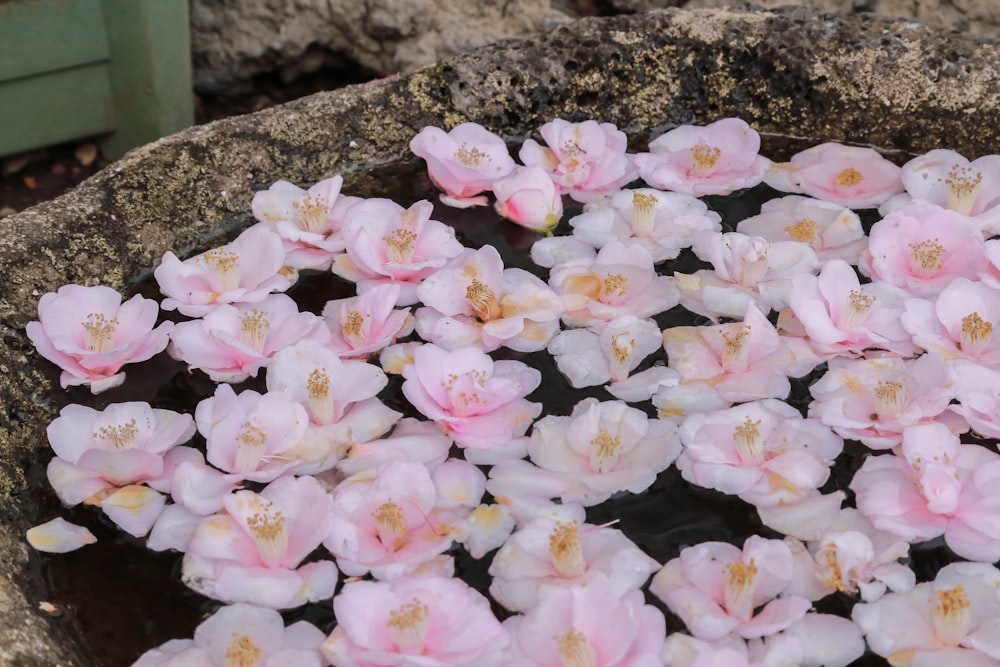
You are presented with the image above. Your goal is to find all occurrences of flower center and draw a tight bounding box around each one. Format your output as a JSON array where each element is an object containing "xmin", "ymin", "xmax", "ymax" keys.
[
  {"xmin": 246, "ymin": 501, "xmax": 288, "ymax": 564},
  {"xmin": 549, "ymin": 520, "xmax": 585, "ymax": 577},
  {"xmin": 342, "ymin": 309, "xmax": 368, "ymax": 343},
  {"xmin": 239, "ymin": 309, "xmax": 271, "ymax": 353},
  {"xmin": 836, "ymin": 168, "xmax": 864, "ymax": 187},
  {"xmin": 908, "ymin": 239, "xmax": 945, "ymax": 274},
  {"xmin": 735, "ymin": 241, "xmax": 770, "ymax": 286},
  {"xmin": 720, "ymin": 325, "xmax": 751, "ymax": 371},
  {"xmin": 960, "ymin": 311, "xmax": 993, "ymax": 355},
  {"xmin": 874, "ymin": 380, "xmax": 907, "ymax": 419},
  {"xmin": 82, "ymin": 313, "xmax": 118, "ymax": 353},
  {"xmin": 292, "ymin": 193, "xmax": 328, "ymax": 234},
  {"xmin": 933, "ymin": 584, "xmax": 971, "ymax": 644},
  {"xmin": 466, "ymin": 278, "xmax": 502, "ymax": 321},
  {"xmin": 840, "ymin": 290, "xmax": 875, "ymax": 331},
  {"xmin": 591, "ymin": 428, "xmax": 621, "ymax": 472},
  {"xmin": 383, "ymin": 228, "xmax": 418, "ymax": 264},
  {"xmin": 784, "ymin": 218, "xmax": 819, "ymax": 243},
  {"xmin": 631, "ymin": 191, "xmax": 657, "ymax": 235},
  {"xmin": 609, "ymin": 333, "xmax": 634, "ymax": 366},
  {"xmin": 691, "ymin": 143, "xmax": 721, "ymax": 173},
  {"xmin": 225, "ymin": 633, "xmax": 262, "ymax": 667},
  {"xmin": 945, "ymin": 164, "xmax": 983, "ymax": 215},
  {"xmin": 725, "ymin": 558, "xmax": 757, "ymax": 621},
  {"xmin": 387, "ymin": 598, "xmax": 430, "ymax": 650},
  {"xmin": 235, "ymin": 421, "xmax": 268, "ymax": 473},
  {"xmin": 94, "ymin": 418, "xmax": 138, "ymax": 449},
  {"xmin": 306, "ymin": 368, "xmax": 335, "ymax": 424},
  {"xmin": 822, "ymin": 547, "xmax": 848, "ymax": 592},
  {"xmin": 372, "ymin": 500, "xmax": 407, "ymax": 552},
  {"xmin": 555, "ymin": 628, "xmax": 598, "ymax": 667},
  {"xmin": 455, "ymin": 143, "xmax": 488, "ymax": 167},
  {"xmin": 600, "ymin": 273, "xmax": 629, "ymax": 300},
  {"xmin": 201, "ymin": 248, "xmax": 241, "ymax": 291},
  {"xmin": 734, "ymin": 416, "xmax": 764, "ymax": 461}
]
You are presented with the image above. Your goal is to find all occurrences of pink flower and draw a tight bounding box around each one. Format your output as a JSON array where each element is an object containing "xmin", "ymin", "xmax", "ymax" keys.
[
  {"xmin": 519, "ymin": 119, "xmax": 637, "ymax": 202},
  {"xmin": 183, "ymin": 475, "xmax": 338, "ymax": 608},
  {"xmin": 168, "ymin": 293, "xmax": 330, "ymax": 382},
  {"xmin": 26, "ymin": 284, "xmax": 173, "ymax": 393},
  {"xmin": 415, "ymin": 245, "xmax": 564, "ymax": 352},
  {"xmin": 765, "ymin": 143, "xmax": 903, "ymax": 209},
  {"xmin": 488, "ymin": 503, "xmax": 659, "ymax": 613},
  {"xmin": 851, "ymin": 422, "xmax": 1000, "ymax": 561},
  {"xmin": 650, "ymin": 535, "xmax": 811, "ymax": 641},
  {"xmin": 860, "ymin": 202, "xmax": 988, "ymax": 296},
  {"xmin": 853, "ymin": 562, "xmax": 1000, "ymax": 665},
  {"xmin": 503, "ymin": 576, "xmax": 665, "ymax": 667},
  {"xmin": 251, "ymin": 175, "xmax": 348, "ymax": 269},
  {"xmin": 492, "ymin": 165, "xmax": 564, "ymax": 233},
  {"xmin": 546, "ymin": 315, "xmax": 664, "ymax": 389},
  {"xmin": 894, "ymin": 148, "xmax": 1000, "ymax": 222},
  {"xmin": 332, "ymin": 198, "xmax": 464, "ymax": 305},
  {"xmin": 635, "ymin": 118, "xmax": 771, "ymax": 196},
  {"xmin": 736, "ymin": 195, "xmax": 867, "ymax": 262},
  {"xmin": 322, "ymin": 283, "xmax": 414, "ymax": 358},
  {"xmin": 902, "ymin": 278, "xmax": 1000, "ymax": 365},
  {"xmin": 322, "ymin": 574, "xmax": 509, "ymax": 667},
  {"xmin": 401, "ymin": 344, "xmax": 541, "ymax": 453},
  {"xmin": 410, "ymin": 122, "xmax": 516, "ymax": 207},
  {"xmin": 133, "ymin": 603, "xmax": 327, "ymax": 667},
  {"xmin": 154, "ymin": 224, "xmax": 292, "ymax": 317}
]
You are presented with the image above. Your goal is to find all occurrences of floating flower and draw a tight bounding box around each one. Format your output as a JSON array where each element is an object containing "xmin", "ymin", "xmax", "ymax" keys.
[
  {"xmin": 155, "ymin": 224, "xmax": 292, "ymax": 317},
  {"xmin": 322, "ymin": 283, "xmax": 414, "ymax": 358},
  {"xmin": 492, "ymin": 165, "xmax": 564, "ymax": 233},
  {"xmin": 251, "ymin": 175, "xmax": 348, "ymax": 269},
  {"xmin": 26, "ymin": 284, "xmax": 173, "ymax": 393},
  {"xmin": 765, "ymin": 143, "xmax": 903, "ymax": 209},
  {"xmin": 546, "ymin": 314, "xmax": 663, "ymax": 389},
  {"xmin": 736, "ymin": 194, "xmax": 867, "ymax": 262},
  {"xmin": 901, "ymin": 278, "xmax": 1000, "ymax": 365},
  {"xmin": 410, "ymin": 122, "xmax": 516, "ymax": 207}
]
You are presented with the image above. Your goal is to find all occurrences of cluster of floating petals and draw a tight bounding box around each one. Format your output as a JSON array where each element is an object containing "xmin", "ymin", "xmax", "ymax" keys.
[{"xmin": 28, "ymin": 118, "xmax": 1000, "ymax": 667}]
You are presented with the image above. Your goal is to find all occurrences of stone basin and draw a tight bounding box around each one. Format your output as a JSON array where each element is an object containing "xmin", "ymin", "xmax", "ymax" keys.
[{"xmin": 2, "ymin": 6, "xmax": 999, "ymax": 664}]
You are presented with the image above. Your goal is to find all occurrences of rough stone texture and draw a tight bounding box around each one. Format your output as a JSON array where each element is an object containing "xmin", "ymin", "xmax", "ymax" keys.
[
  {"xmin": 190, "ymin": 0, "xmax": 571, "ymax": 93},
  {"xmin": 2, "ymin": 6, "xmax": 999, "ymax": 664}
]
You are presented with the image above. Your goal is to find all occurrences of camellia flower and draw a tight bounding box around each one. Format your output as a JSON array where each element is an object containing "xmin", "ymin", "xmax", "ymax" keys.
[
  {"xmin": 519, "ymin": 118, "xmax": 637, "ymax": 202},
  {"xmin": 322, "ymin": 283, "xmax": 414, "ymax": 358},
  {"xmin": 901, "ymin": 277, "xmax": 1000, "ymax": 366},
  {"xmin": 410, "ymin": 122, "xmax": 516, "ymax": 207},
  {"xmin": 133, "ymin": 603, "xmax": 328, "ymax": 667},
  {"xmin": 853, "ymin": 561, "xmax": 1000, "ymax": 666},
  {"xmin": 492, "ymin": 165, "xmax": 564, "ymax": 233},
  {"xmin": 322, "ymin": 574, "xmax": 509, "ymax": 667},
  {"xmin": 250, "ymin": 175, "xmax": 348, "ymax": 269},
  {"xmin": 155, "ymin": 224, "xmax": 292, "ymax": 317},
  {"xmin": 634, "ymin": 117, "xmax": 771, "ymax": 196},
  {"xmin": 26, "ymin": 284, "xmax": 173, "ymax": 393},
  {"xmin": 400, "ymin": 343, "xmax": 541, "ymax": 456},
  {"xmin": 183, "ymin": 475, "xmax": 338, "ymax": 608},
  {"xmin": 736, "ymin": 194, "xmax": 867, "ymax": 262},
  {"xmin": 650, "ymin": 535, "xmax": 811, "ymax": 641},
  {"xmin": 415, "ymin": 245, "xmax": 564, "ymax": 352},
  {"xmin": 332, "ymin": 198, "xmax": 464, "ymax": 305},
  {"xmin": 546, "ymin": 314, "xmax": 664, "ymax": 389},
  {"xmin": 765, "ymin": 142, "xmax": 903, "ymax": 209},
  {"xmin": 503, "ymin": 576, "xmax": 665, "ymax": 667}
]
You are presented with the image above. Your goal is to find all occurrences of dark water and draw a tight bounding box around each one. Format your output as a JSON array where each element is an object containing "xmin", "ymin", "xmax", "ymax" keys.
[{"xmin": 34, "ymin": 181, "xmax": 956, "ymax": 666}]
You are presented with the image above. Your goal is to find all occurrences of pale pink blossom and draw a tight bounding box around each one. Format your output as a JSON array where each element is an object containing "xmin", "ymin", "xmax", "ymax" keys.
[
  {"xmin": 26, "ymin": 284, "xmax": 173, "ymax": 393},
  {"xmin": 765, "ymin": 143, "xmax": 903, "ymax": 209},
  {"xmin": 322, "ymin": 283, "xmax": 414, "ymax": 358},
  {"xmin": 183, "ymin": 475, "xmax": 338, "ymax": 608},
  {"xmin": 415, "ymin": 245, "xmax": 564, "ymax": 352},
  {"xmin": 736, "ymin": 195, "xmax": 867, "ymax": 262},
  {"xmin": 400, "ymin": 343, "xmax": 541, "ymax": 453},
  {"xmin": 788, "ymin": 258, "xmax": 917, "ymax": 358},
  {"xmin": 195, "ymin": 384, "xmax": 309, "ymax": 482},
  {"xmin": 901, "ymin": 278, "xmax": 1000, "ymax": 365},
  {"xmin": 549, "ymin": 240, "xmax": 679, "ymax": 330},
  {"xmin": 859, "ymin": 202, "xmax": 988, "ymax": 296},
  {"xmin": 168, "ymin": 293, "xmax": 330, "ymax": 382},
  {"xmin": 851, "ymin": 422, "xmax": 1000, "ymax": 561},
  {"xmin": 331, "ymin": 198, "xmax": 463, "ymax": 305},
  {"xmin": 949, "ymin": 362, "xmax": 1000, "ymax": 439},
  {"xmin": 323, "ymin": 461, "xmax": 472, "ymax": 579},
  {"xmin": 488, "ymin": 503, "xmax": 659, "ymax": 613},
  {"xmin": 410, "ymin": 122, "xmax": 516, "ymax": 207},
  {"xmin": 807, "ymin": 353, "xmax": 956, "ymax": 449},
  {"xmin": 662, "ymin": 302, "xmax": 819, "ymax": 403},
  {"xmin": 251, "ymin": 175, "xmax": 348, "ymax": 269},
  {"xmin": 26, "ymin": 517, "xmax": 97, "ymax": 554},
  {"xmin": 677, "ymin": 399, "xmax": 843, "ymax": 508},
  {"xmin": 492, "ymin": 165, "xmax": 564, "ymax": 233},
  {"xmin": 322, "ymin": 574, "xmax": 509, "ymax": 667},
  {"xmin": 133, "ymin": 603, "xmax": 327, "ymax": 667},
  {"xmin": 636, "ymin": 118, "xmax": 770, "ymax": 196},
  {"xmin": 503, "ymin": 576, "xmax": 665, "ymax": 667},
  {"xmin": 650, "ymin": 535, "xmax": 811, "ymax": 641},
  {"xmin": 154, "ymin": 224, "xmax": 292, "ymax": 317},
  {"xmin": 853, "ymin": 561, "xmax": 1000, "ymax": 666},
  {"xmin": 546, "ymin": 315, "xmax": 663, "ymax": 389},
  {"xmin": 519, "ymin": 119, "xmax": 637, "ymax": 202},
  {"xmin": 568, "ymin": 187, "xmax": 722, "ymax": 261}
]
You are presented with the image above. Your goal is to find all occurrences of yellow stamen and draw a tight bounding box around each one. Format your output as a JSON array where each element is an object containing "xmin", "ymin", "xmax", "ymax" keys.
[
  {"xmin": 306, "ymin": 368, "xmax": 334, "ymax": 424},
  {"xmin": 945, "ymin": 164, "xmax": 983, "ymax": 215},
  {"xmin": 372, "ymin": 501, "xmax": 407, "ymax": 552},
  {"xmin": 933, "ymin": 584, "xmax": 971, "ymax": 643},
  {"xmin": 961, "ymin": 311, "xmax": 993, "ymax": 355},
  {"xmin": 234, "ymin": 422, "xmax": 268, "ymax": 473},
  {"xmin": 239, "ymin": 309, "xmax": 270, "ymax": 353},
  {"xmin": 94, "ymin": 418, "xmax": 138, "ymax": 449},
  {"xmin": 466, "ymin": 278, "xmax": 502, "ymax": 321},
  {"xmin": 549, "ymin": 520, "xmax": 585, "ymax": 578},
  {"xmin": 725, "ymin": 559, "xmax": 757, "ymax": 619},
  {"xmin": 691, "ymin": 144, "xmax": 721, "ymax": 173},
  {"xmin": 874, "ymin": 380, "xmax": 906, "ymax": 418},
  {"xmin": 555, "ymin": 628, "xmax": 598, "ymax": 667},
  {"xmin": 600, "ymin": 273, "xmax": 629, "ymax": 299},
  {"xmin": 734, "ymin": 416, "xmax": 763, "ymax": 460},
  {"xmin": 842, "ymin": 290, "xmax": 875, "ymax": 330},
  {"xmin": 201, "ymin": 248, "xmax": 241, "ymax": 291},
  {"xmin": 721, "ymin": 325, "xmax": 751, "ymax": 371},
  {"xmin": 81, "ymin": 313, "xmax": 118, "ymax": 353},
  {"xmin": 291, "ymin": 193, "xmax": 329, "ymax": 233},
  {"xmin": 631, "ymin": 191, "xmax": 657, "ymax": 235},
  {"xmin": 246, "ymin": 501, "xmax": 288, "ymax": 563},
  {"xmin": 225, "ymin": 633, "xmax": 262, "ymax": 667},
  {"xmin": 609, "ymin": 333, "xmax": 634, "ymax": 365},
  {"xmin": 387, "ymin": 598, "xmax": 430, "ymax": 650},
  {"xmin": 342, "ymin": 309, "xmax": 367, "ymax": 341},
  {"xmin": 822, "ymin": 547, "xmax": 847, "ymax": 592},
  {"xmin": 455, "ymin": 143, "xmax": 488, "ymax": 167},
  {"xmin": 383, "ymin": 228, "xmax": 418, "ymax": 264},
  {"xmin": 784, "ymin": 218, "xmax": 819, "ymax": 243},
  {"xmin": 909, "ymin": 239, "xmax": 945, "ymax": 274},
  {"xmin": 591, "ymin": 428, "xmax": 621, "ymax": 472},
  {"xmin": 836, "ymin": 168, "xmax": 864, "ymax": 187}
]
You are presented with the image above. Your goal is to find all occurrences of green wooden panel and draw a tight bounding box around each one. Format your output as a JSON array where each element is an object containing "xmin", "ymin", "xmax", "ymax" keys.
[
  {"xmin": 0, "ymin": 62, "xmax": 115, "ymax": 156},
  {"xmin": 0, "ymin": 0, "xmax": 110, "ymax": 82}
]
